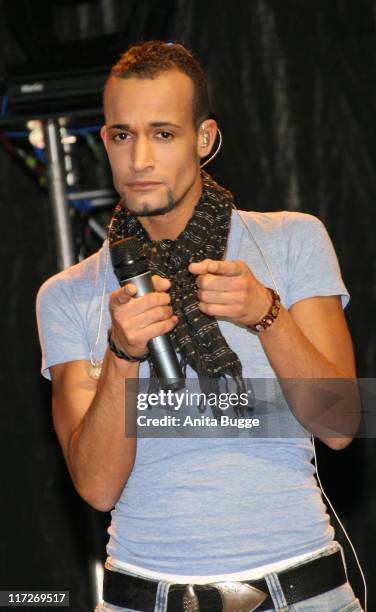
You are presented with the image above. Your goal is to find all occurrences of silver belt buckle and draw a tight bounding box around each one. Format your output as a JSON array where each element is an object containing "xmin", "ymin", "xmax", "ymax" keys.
[
  {"xmin": 182, "ymin": 585, "xmax": 200, "ymax": 612},
  {"xmin": 182, "ymin": 581, "xmax": 268, "ymax": 612}
]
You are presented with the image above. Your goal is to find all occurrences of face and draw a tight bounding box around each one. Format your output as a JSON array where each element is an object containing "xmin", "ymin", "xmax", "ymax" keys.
[{"xmin": 101, "ymin": 70, "xmax": 203, "ymax": 220}]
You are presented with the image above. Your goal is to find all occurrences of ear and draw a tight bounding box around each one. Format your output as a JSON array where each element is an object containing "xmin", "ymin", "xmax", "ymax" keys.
[
  {"xmin": 100, "ymin": 125, "xmax": 109, "ymax": 152},
  {"xmin": 197, "ymin": 119, "xmax": 218, "ymax": 160}
]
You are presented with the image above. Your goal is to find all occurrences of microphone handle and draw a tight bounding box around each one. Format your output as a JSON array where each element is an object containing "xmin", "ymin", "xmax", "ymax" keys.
[{"xmin": 120, "ymin": 271, "xmax": 184, "ymax": 391}]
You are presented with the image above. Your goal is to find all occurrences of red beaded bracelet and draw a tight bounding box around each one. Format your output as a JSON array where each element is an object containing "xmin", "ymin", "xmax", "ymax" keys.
[{"xmin": 248, "ymin": 288, "xmax": 281, "ymax": 333}]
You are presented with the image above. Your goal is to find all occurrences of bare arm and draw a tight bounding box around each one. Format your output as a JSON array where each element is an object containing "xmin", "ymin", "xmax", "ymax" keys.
[
  {"xmin": 50, "ymin": 275, "xmax": 177, "ymax": 512},
  {"xmin": 189, "ymin": 259, "xmax": 360, "ymax": 450},
  {"xmin": 259, "ymin": 295, "xmax": 360, "ymax": 449},
  {"xmin": 51, "ymin": 354, "xmax": 138, "ymax": 512}
]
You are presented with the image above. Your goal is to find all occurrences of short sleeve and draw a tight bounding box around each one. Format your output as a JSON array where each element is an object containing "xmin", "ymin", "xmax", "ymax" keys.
[
  {"xmin": 36, "ymin": 276, "xmax": 91, "ymax": 380},
  {"xmin": 283, "ymin": 213, "xmax": 350, "ymax": 310}
]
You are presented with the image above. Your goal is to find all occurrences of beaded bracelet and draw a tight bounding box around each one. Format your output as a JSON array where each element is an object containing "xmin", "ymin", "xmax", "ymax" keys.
[
  {"xmin": 107, "ymin": 328, "xmax": 149, "ymax": 362},
  {"xmin": 248, "ymin": 288, "xmax": 281, "ymax": 333}
]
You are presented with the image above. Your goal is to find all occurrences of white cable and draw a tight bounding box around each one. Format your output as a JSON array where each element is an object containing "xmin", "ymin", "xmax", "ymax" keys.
[
  {"xmin": 89, "ymin": 243, "xmax": 109, "ymax": 374},
  {"xmin": 230, "ymin": 190, "xmax": 367, "ymax": 610},
  {"xmin": 199, "ymin": 126, "xmax": 280, "ymax": 296},
  {"xmin": 199, "ymin": 128, "xmax": 223, "ymax": 169},
  {"xmin": 312, "ymin": 436, "xmax": 367, "ymax": 611},
  {"xmin": 231, "ymin": 205, "xmax": 281, "ymax": 297}
]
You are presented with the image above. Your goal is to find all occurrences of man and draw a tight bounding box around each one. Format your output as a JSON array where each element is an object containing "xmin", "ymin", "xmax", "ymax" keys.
[{"xmin": 37, "ymin": 41, "xmax": 363, "ymax": 611}]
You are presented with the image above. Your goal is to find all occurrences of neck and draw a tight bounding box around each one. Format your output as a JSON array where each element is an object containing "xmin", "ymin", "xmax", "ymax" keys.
[{"xmin": 138, "ymin": 173, "xmax": 203, "ymax": 241}]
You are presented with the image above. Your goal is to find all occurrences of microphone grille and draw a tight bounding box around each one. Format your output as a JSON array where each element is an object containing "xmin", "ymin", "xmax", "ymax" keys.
[{"xmin": 110, "ymin": 236, "xmax": 144, "ymax": 267}]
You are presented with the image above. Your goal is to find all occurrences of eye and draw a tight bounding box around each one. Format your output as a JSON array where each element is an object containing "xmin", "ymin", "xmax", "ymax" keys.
[
  {"xmin": 112, "ymin": 132, "xmax": 130, "ymax": 142},
  {"xmin": 156, "ymin": 131, "xmax": 174, "ymax": 140}
]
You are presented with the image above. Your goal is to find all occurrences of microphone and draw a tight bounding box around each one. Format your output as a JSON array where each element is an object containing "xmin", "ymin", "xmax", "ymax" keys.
[{"xmin": 110, "ymin": 236, "xmax": 184, "ymax": 391}]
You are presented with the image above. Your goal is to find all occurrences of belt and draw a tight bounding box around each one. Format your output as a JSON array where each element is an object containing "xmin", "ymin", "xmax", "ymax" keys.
[{"xmin": 103, "ymin": 549, "xmax": 346, "ymax": 612}]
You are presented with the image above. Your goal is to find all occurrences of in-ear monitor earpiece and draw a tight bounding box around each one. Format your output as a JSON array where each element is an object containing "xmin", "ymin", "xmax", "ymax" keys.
[{"xmin": 200, "ymin": 125, "xmax": 209, "ymax": 147}]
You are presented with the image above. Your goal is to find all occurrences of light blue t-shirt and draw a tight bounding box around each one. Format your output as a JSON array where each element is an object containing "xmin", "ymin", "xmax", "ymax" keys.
[{"xmin": 36, "ymin": 210, "xmax": 349, "ymax": 575}]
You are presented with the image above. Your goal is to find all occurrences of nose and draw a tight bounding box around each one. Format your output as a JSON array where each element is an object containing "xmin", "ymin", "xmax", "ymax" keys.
[{"xmin": 131, "ymin": 135, "xmax": 154, "ymax": 173}]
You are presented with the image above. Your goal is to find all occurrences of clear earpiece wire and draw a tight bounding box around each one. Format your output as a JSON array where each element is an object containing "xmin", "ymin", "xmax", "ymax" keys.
[
  {"xmin": 89, "ymin": 243, "xmax": 109, "ymax": 379},
  {"xmin": 312, "ymin": 435, "xmax": 367, "ymax": 611},
  {"xmin": 200, "ymin": 128, "xmax": 223, "ymax": 169}
]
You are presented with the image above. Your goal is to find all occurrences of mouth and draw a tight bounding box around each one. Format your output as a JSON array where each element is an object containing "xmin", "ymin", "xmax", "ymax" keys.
[{"xmin": 125, "ymin": 181, "xmax": 162, "ymax": 191}]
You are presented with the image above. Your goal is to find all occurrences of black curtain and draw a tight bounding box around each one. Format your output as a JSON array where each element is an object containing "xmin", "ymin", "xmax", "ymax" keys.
[{"xmin": 1, "ymin": 1, "xmax": 374, "ymax": 610}]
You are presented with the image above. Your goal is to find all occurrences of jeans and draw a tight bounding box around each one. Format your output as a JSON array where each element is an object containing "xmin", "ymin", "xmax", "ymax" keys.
[{"xmin": 95, "ymin": 542, "xmax": 364, "ymax": 612}]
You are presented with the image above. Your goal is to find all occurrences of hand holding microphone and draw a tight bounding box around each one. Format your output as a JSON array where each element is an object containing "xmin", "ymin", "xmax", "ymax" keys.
[{"xmin": 109, "ymin": 237, "xmax": 184, "ymax": 391}]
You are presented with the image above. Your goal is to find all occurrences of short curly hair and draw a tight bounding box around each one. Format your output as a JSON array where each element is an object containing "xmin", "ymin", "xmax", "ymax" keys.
[{"xmin": 107, "ymin": 40, "xmax": 209, "ymax": 129}]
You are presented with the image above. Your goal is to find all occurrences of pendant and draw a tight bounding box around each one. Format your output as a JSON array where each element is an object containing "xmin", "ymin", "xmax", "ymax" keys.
[{"xmin": 89, "ymin": 360, "xmax": 102, "ymax": 380}]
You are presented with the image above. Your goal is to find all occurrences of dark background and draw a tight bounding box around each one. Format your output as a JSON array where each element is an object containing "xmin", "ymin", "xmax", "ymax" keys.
[{"xmin": 0, "ymin": 1, "xmax": 373, "ymax": 610}]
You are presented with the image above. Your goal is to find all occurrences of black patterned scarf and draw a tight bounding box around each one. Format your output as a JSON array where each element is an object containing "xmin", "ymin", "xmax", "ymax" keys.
[{"xmin": 108, "ymin": 171, "xmax": 247, "ymax": 416}]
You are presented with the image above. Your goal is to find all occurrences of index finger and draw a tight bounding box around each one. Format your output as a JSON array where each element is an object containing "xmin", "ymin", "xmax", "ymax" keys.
[
  {"xmin": 189, "ymin": 259, "xmax": 242, "ymax": 277},
  {"xmin": 110, "ymin": 276, "xmax": 171, "ymax": 308},
  {"xmin": 109, "ymin": 283, "xmax": 137, "ymax": 307},
  {"xmin": 151, "ymin": 275, "xmax": 171, "ymax": 292}
]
